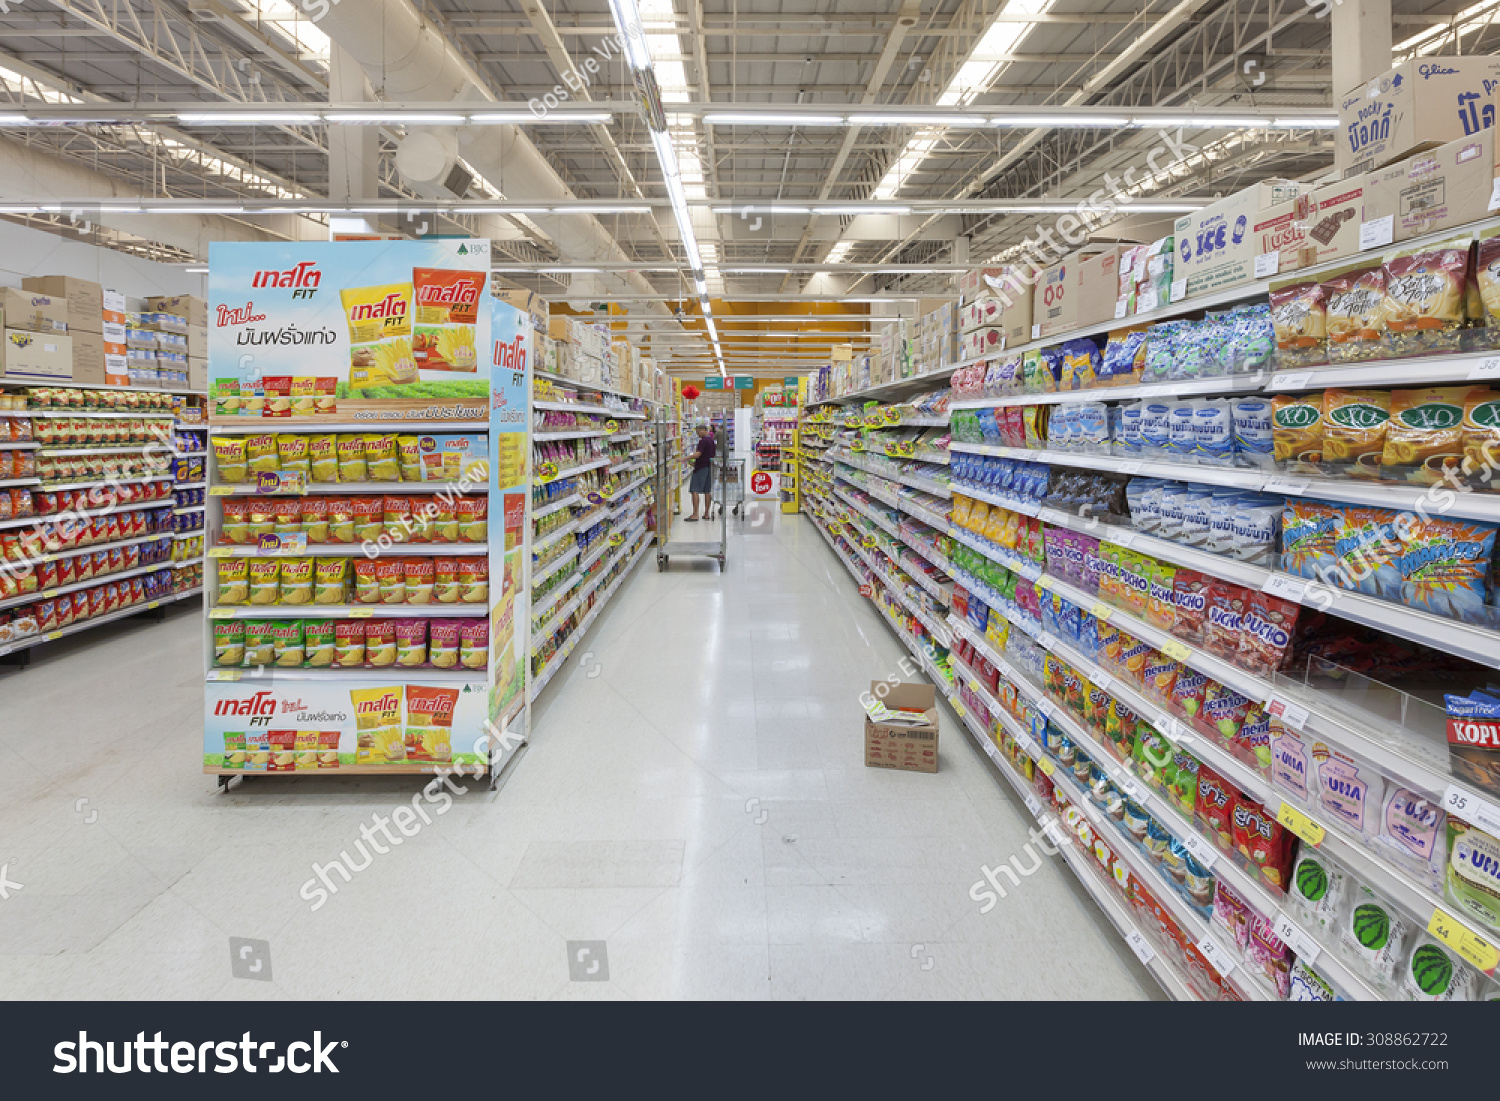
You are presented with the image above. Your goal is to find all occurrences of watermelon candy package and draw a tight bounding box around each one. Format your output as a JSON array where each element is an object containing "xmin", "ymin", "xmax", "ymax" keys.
[
  {"xmin": 1399, "ymin": 935, "xmax": 1479, "ymax": 1002},
  {"xmin": 1337, "ymin": 879, "xmax": 1412, "ymax": 989}
]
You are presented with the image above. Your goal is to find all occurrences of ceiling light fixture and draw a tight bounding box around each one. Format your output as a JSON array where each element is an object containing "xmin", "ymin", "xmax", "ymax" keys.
[
  {"xmin": 812, "ymin": 205, "xmax": 912, "ymax": 216},
  {"xmin": 703, "ymin": 113, "xmax": 845, "ymax": 127},
  {"xmin": 989, "ymin": 114, "xmax": 1130, "ymax": 127},
  {"xmin": 323, "ymin": 112, "xmax": 467, "ymax": 124},
  {"xmin": 177, "ymin": 112, "xmax": 321, "ymax": 125}
]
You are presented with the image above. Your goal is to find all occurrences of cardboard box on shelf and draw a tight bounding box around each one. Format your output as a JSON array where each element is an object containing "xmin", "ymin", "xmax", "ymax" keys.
[
  {"xmin": 1364, "ymin": 128, "xmax": 1494, "ymax": 243},
  {"xmin": 104, "ymin": 352, "xmax": 129, "ymax": 387},
  {"xmin": 1337, "ymin": 56, "xmax": 1500, "ymax": 177},
  {"xmin": 3, "ymin": 328, "xmax": 72, "ymax": 380},
  {"xmin": 863, "ymin": 681, "xmax": 940, "ymax": 773},
  {"xmin": 1173, "ymin": 180, "xmax": 1308, "ymax": 298},
  {"xmin": 22, "ymin": 276, "xmax": 102, "ymax": 332},
  {"xmin": 1033, "ymin": 246, "xmax": 1122, "ymax": 338},
  {"xmin": 102, "ymin": 289, "xmax": 126, "ymax": 326},
  {"xmin": 1288, "ymin": 179, "xmax": 1366, "ymax": 269},
  {"xmin": 145, "ymin": 294, "xmax": 207, "ymax": 328},
  {"xmin": 69, "ymin": 329, "xmax": 106, "ymax": 385},
  {"xmin": 494, "ymin": 288, "xmax": 547, "ymax": 333},
  {"xmin": 187, "ymin": 323, "xmax": 208, "ymax": 359},
  {"xmin": 188, "ymin": 357, "xmax": 208, "ymax": 392},
  {"xmin": 0, "ymin": 288, "xmax": 69, "ymax": 334}
]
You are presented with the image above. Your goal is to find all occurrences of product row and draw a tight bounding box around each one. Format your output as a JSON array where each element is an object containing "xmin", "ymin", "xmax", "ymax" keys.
[
  {"xmin": 217, "ymin": 495, "xmax": 486, "ymax": 546},
  {"xmin": 211, "ymin": 617, "xmax": 487, "ymax": 671},
  {"xmin": 30, "ymin": 417, "xmax": 172, "ymax": 448},
  {"xmin": 211, "ymin": 432, "xmax": 489, "ymax": 485},
  {"xmin": 215, "ymin": 556, "xmax": 489, "ymax": 606},
  {"xmin": 0, "ymin": 536, "xmax": 179, "ymax": 599},
  {"xmin": 0, "ymin": 567, "xmax": 193, "ymax": 644},
  {"xmin": 3, "ymin": 387, "xmax": 179, "ymax": 412},
  {"xmin": 36, "ymin": 453, "xmax": 171, "ymax": 486},
  {"xmin": 0, "ymin": 505, "xmax": 180, "ymax": 562}
]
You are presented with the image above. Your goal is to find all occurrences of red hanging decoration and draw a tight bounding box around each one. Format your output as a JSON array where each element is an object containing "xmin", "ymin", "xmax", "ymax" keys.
[{"xmin": 682, "ymin": 384, "xmax": 702, "ymax": 400}]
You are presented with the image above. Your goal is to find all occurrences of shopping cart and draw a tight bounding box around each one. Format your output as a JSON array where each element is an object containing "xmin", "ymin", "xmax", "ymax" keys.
[
  {"xmin": 714, "ymin": 458, "xmax": 745, "ymax": 519},
  {"xmin": 655, "ymin": 422, "xmax": 728, "ymax": 571}
]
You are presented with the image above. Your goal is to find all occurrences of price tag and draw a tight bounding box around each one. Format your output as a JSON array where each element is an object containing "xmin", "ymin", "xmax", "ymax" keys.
[
  {"xmin": 1037, "ymin": 756, "xmax": 1055, "ymax": 776},
  {"xmin": 1272, "ymin": 912, "xmax": 1321, "ymax": 963},
  {"xmin": 1169, "ymin": 278, "xmax": 1187, "ymax": 303},
  {"xmin": 208, "ymin": 608, "xmax": 233, "ymax": 619},
  {"xmin": 1277, "ymin": 800, "xmax": 1326, "ymax": 846},
  {"xmin": 1443, "ymin": 784, "xmax": 1500, "ymax": 836},
  {"xmin": 1490, "ymin": 178, "xmax": 1500, "ymax": 213},
  {"xmin": 1091, "ymin": 670, "xmax": 1113, "ymax": 693},
  {"xmin": 1261, "ymin": 573, "xmax": 1308, "ymax": 604},
  {"xmin": 1034, "ymin": 574, "xmax": 1053, "ymax": 591},
  {"xmin": 1359, "ymin": 215, "xmax": 1393, "ymax": 250},
  {"xmin": 1253, "ymin": 251, "xmax": 1280, "ymax": 279},
  {"xmin": 996, "ymin": 659, "xmax": 1013, "ymax": 679},
  {"xmin": 1428, "ymin": 907, "xmax": 1500, "ymax": 974},
  {"xmin": 207, "ymin": 669, "xmax": 241, "ymax": 682},
  {"xmin": 1263, "ymin": 476, "xmax": 1310, "ymax": 495},
  {"xmin": 44, "ymin": 629, "xmax": 63, "ymax": 642},
  {"xmin": 1117, "ymin": 461, "xmax": 1143, "ymax": 476},
  {"xmin": 1138, "ymin": 289, "xmax": 1159, "ymax": 314},
  {"xmin": 207, "ymin": 547, "xmax": 232, "ymax": 558},
  {"xmin": 1039, "ymin": 632, "xmax": 1058, "ymax": 651},
  {"xmin": 951, "ymin": 697, "xmax": 967, "ymax": 719},
  {"xmin": 1178, "ymin": 831, "xmax": 1219, "ymax": 869},
  {"xmin": 1113, "ymin": 299, "xmax": 1127, "ymax": 320},
  {"xmin": 1037, "ymin": 698, "xmax": 1056, "ymax": 719},
  {"xmin": 1271, "ymin": 372, "xmax": 1313, "ymax": 390},
  {"xmin": 1104, "ymin": 528, "xmax": 1135, "ymax": 549},
  {"xmin": 1266, "ymin": 696, "xmax": 1310, "ymax": 731},
  {"xmin": 1023, "ymin": 792, "xmax": 1042, "ymax": 816},
  {"xmin": 1124, "ymin": 929, "xmax": 1156, "ymax": 964},
  {"xmin": 1161, "ymin": 639, "xmax": 1190, "ymax": 662},
  {"xmin": 1470, "ymin": 356, "xmax": 1500, "ymax": 381},
  {"xmin": 348, "ymin": 607, "xmax": 375, "ymax": 618},
  {"xmin": 208, "ymin": 485, "xmax": 234, "ymax": 497},
  {"xmin": 1195, "ymin": 935, "xmax": 1238, "ymax": 978},
  {"xmin": 1089, "ymin": 602, "xmax": 1112, "ymax": 623},
  {"xmin": 1031, "ymin": 324, "xmax": 1041, "ymax": 340}
]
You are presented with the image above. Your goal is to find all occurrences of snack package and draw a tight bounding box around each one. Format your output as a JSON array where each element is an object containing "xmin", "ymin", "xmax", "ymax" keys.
[
  {"xmin": 460, "ymin": 618, "xmax": 488, "ymax": 669},
  {"xmin": 1373, "ymin": 787, "xmax": 1447, "ymax": 894},
  {"xmin": 245, "ymin": 433, "xmax": 279, "ymax": 474},
  {"xmin": 397, "ymin": 436, "xmax": 423, "ymax": 483},
  {"xmin": 1233, "ymin": 794, "xmax": 1295, "ymax": 889},
  {"xmin": 247, "ymin": 559, "xmax": 280, "ymax": 605},
  {"xmin": 336, "ymin": 435, "xmax": 368, "ymax": 482},
  {"xmin": 334, "ymin": 620, "xmax": 365, "ymax": 666},
  {"xmin": 1202, "ymin": 579, "xmax": 1247, "ymax": 661},
  {"xmin": 1236, "ymin": 591, "xmax": 1298, "ymax": 676},
  {"xmin": 376, "ymin": 558, "xmax": 406, "ymax": 604},
  {"xmin": 271, "ymin": 619, "xmax": 305, "ymax": 667},
  {"xmin": 1478, "ymin": 236, "xmax": 1500, "ymax": 348},
  {"xmin": 242, "ymin": 621, "xmax": 275, "ymax": 666},
  {"xmin": 1383, "ymin": 241, "xmax": 1469, "ymax": 358},
  {"xmin": 275, "ymin": 434, "xmax": 311, "ymax": 477},
  {"xmin": 308, "ymin": 435, "xmax": 339, "ymax": 482},
  {"xmin": 457, "ymin": 496, "xmax": 487, "ymax": 542},
  {"xmin": 395, "ymin": 618, "xmax": 427, "ymax": 667},
  {"xmin": 212, "ymin": 437, "xmax": 248, "ymax": 483},
  {"xmin": 429, "ymin": 621, "xmax": 461, "ymax": 668},
  {"xmin": 412, "ymin": 268, "xmax": 482, "ymax": 372},
  {"xmin": 303, "ymin": 620, "xmax": 336, "ymax": 667},
  {"xmin": 364, "ymin": 434, "xmax": 400, "ymax": 482},
  {"xmin": 301, "ymin": 497, "xmax": 330, "ymax": 544},
  {"xmin": 458, "ymin": 557, "xmax": 489, "ymax": 603},
  {"xmin": 1282, "ymin": 499, "xmax": 1340, "ymax": 582},
  {"xmin": 278, "ymin": 557, "xmax": 313, "ymax": 605},
  {"xmin": 352, "ymin": 558, "xmax": 381, "ymax": 603},
  {"xmin": 352, "ymin": 496, "xmax": 384, "ymax": 542},
  {"xmin": 364, "ymin": 619, "xmax": 397, "ymax": 667},
  {"xmin": 1271, "ymin": 393, "xmax": 1323, "ymax": 474},
  {"xmin": 1446, "ymin": 816, "xmax": 1500, "ymax": 934},
  {"xmin": 1269, "ymin": 282, "xmax": 1328, "ymax": 367},
  {"xmin": 1396, "ymin": 516, "xmax": 1497, "ymax": 623},
  {"xmin": 217, "ymin": 558, "xmax": 249, "ymax": 604},
  {"xmin": 1382, "ymin": 387, "xmax": 1480, "ymax": 486},
  {"xmin": 221, "ymin": 499, "xmax": 249, "ymax": 544},
  {"xmin": 1400, "ymin": 935, "xmax": 1480, "ymax": 1002},
  {"xmin": 314, "ymin": 558, "xmax": 348, "ymax": 604},
  {"xmin": 351, "ymin": 684, "xmax": 403, "ymax": 764},
  {"xmin": 326, "ymin": 498, "xmax": 355, "ymax": 544},
  {"xmin": 213, "ymin": 620, "xmax": 245, "ymax": 666},
  {"xmin": 272, "ymin": 498, "xmax": 303, "ymax": 538},
  {"xmin": 342, "ymin": 283, "xmax": 417, "ymax": 390},
  {"xmin": 1321, "ymin": 389, "xmax": 1390, "ymax": 479},
  {"xmin": 1325, "ymin": 267, "xmax": 1386, "ymax": 362},
  {"xmin": 1338, "ymin": 880, "xmax": 1412, "ymax": 988},
  {"xmin": 1461, "ymin": 389, "xmax": 1500, "ymax": 488}
]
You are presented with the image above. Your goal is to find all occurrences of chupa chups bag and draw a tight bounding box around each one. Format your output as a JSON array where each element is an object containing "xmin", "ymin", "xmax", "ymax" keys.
[
  {"xmin": 1333, "ymin": 506, "xmax": 1402, "ymax": 599},
  {"xmin": 1281, "ymin": 499, "xmax": 1339, "ymax": 581},
  {"xmin": 1396, "ymin": 516, "xmax": 1497, "ymax": 624},
  {"xmin": 1383, "ymin": 241, "xmax": 1469, "ymax": 358},
  {"xmin": 1269, "ymin": 282, "xmax": 1328, "ymax": 367},
  {"xmin": 1325, "ymin": 267, "xmax": 1386, "ymax": 362},
  {"xmin": 1271, "ymin": 393, "xmax": 1323, "ymax": 474},
  {"xmin": 334, "ymin": 620, "xmax": 365, "ymax": 667},
  {"xmin": 412, "ymin": 267, "xmax": 482, "ymax": 373},
  {"xmin": 1170, "ymin": 567, "xmax": 1209, "ymax": 644},
  {"xmin": 1321, "ymin": 389, "xmax": 1390, "ymax": 479},
  {"xmin": 1382, "ymin": 386, "xmax": 1479, "ymax": 486},
  {"xmin": 1083, "ymin": 680, "xmax": 1112, "ymax": 736},
  {"xmin": 1236, "ymin": 591, "xmax": 1299, "ymax": 676},
  {"xmin": 460, "ymin": 618, "xmax": 488, "ymax": 669},
  {"xmin": 342, "ymin": 283, "xmax": 417, "ymax": 390},
  {"xmin": 1203, "ymin": 579, "xmax": 1247, "ymax": 661}
]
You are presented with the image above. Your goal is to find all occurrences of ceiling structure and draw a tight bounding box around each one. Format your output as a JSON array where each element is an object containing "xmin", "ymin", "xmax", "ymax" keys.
[{"xmin": 0, "ymin": 0, "xmax": 1492, "ymax": 376}]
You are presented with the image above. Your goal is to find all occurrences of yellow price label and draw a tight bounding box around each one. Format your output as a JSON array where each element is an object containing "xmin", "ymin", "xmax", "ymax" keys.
[
  {"xmin": 1034, "ymin": 574, "xmax": 1053, "ymax": 590},
  {"xmin": 209, "ymin": 486, "xmax": 234, "ymax": 496},
  {"xmin": 1427, "ymin": 908, "xmax": 1500, "ymax": 973},
  {"xmin": 45, "ymin": 630, "xmax": 63, "ymax": 642},
  {"xmin": 212, "ymin": 669, "xmax": 242, "ymax": 682},
  {"xmin": 208, "ymin": 547, "xmax": 232, "ymax": 558},
  {"xmin": 1037, "ymin": 757, "xmax": 1055, "ymax": 776},
  {"xmin": 1090, "ymin": 602, "xmax": 1112, "ymax": 622},
  {"xmin": 349, "ymin": 607, "xmax": 374, "ymax": 618},
  {"xmin": 1161, "ymin": 639, "xmax": 1191, "ymax": 661},
  {"xmin": 951, "ymin": 697, "xmax": 967, "ymax": 719},
  {"xmin": 209, "ymin": 608, "xmax": 233, "ymax": 619},
  {"xmin": 1276, "ymin": 800, "xmax": 1326, "ymax": 847},
  {"xmin": 147, "ymin": 601, "xmax": 160, "ymax": 609}
]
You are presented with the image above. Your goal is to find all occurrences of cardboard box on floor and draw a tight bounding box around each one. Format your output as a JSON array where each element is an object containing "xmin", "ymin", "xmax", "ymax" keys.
[
  {"xmin": 1337, "ymin": 56, "xmax": 1500, "ymax": 177},
  {"xmin": 864, "ymin": 681, "xmax": 939, "ymax": 773}
]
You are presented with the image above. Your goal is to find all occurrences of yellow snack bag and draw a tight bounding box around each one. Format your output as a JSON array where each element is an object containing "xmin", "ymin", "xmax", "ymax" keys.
[
  {"xmin": 336, "ymin": 435, "xmax": 367, "ymax": 482},
  {"xmin": 308, "ymin": 435, "xmax": 339, "ymax": 482},
  {"xmin": 350, "ymin": 684, "xmax": 403, "ymax": 765},
  {"xmin": 276, "ymin": 434, "xmax": 311, "ymax": 477},
  {"xmin": 290, "ymin": 377, "xmax": 317, "ymax": 417},
  {"xmin": 1321, "ymin": 389, "xmax": 1390, "ymax": 480},
  {"xmin": 397, "ymin": 436, "xmax": 423, "ymax": 482},
  {"xmin": 217, "ymin": 558, "xmax": 249, "ymax": 604},
  {"xmin": 278, "ymin": 557, "xmax": 314, "ymax": 605},
  {"xmin": 341, "ymin": 283, "xmax": 418, "ymax": 390},
  {"xmin": 967, "ymin": 500, "xmax": 990, "ymax": 537},
  {"xmin": 364, "ymin": 434, "xmax": 400, "ymax": 482},
  {"xmin": 951, "ymin": 495, "xmax": 973, "ymax": 529},
  {"xmin": 248, "ymin": 559, "xmax": 281, "ymax": 605},
  {"xmin": 1272, "ymin": 394, "xmax": 1323, "ymax": 474},
  {"xmin": 1382, "ymin": 386, "xmax": 1481, "ymax": 486},
  {"xmin": 245, "ymin": 433, "xmax": 279, "ymax": 474},
  {"xmin": 314, "ymin": 558, "xmax": 349, "ymax": 604},
  {"xmin": 212, "ymin": 437, "xmax": 248, "ymax": 483}
]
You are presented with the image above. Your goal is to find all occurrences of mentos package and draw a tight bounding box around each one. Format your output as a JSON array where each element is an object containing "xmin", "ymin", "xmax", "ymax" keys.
[{"xmin": 1394, "ymin": 516, "xmax": 1497, "ymax": 625}]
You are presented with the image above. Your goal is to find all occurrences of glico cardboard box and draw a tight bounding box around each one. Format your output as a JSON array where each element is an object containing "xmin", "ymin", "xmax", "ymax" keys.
[
  {"xmin": 1337, "ymin": 57, "xmax": 1500, "ymax": 177},
  {"xmin": 22, "ymin": 276, "xmax": 103, "ymax": 332},
  {"xmin": 1364, "ymin": 128, "xmax": 1495, "ymax": 243},
  {"xmin": 1173, "ymin": 180, "xmax": 1308, "ymax": 298},
  {"xmin": 2, "ymin": 329, "xmax": 73, "ymax": 380},
  {"xmin": 863, "ymin": 681, "xmax": 940, "ymax": 773}
]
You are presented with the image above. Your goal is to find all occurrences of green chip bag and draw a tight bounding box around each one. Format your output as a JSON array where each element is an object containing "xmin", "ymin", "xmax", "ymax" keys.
[
  {"xmin": 303, "ymin": 620, "xmax": 336, "ymax": 667},
  {"xmin": 213, "ymin": 620, "xmax": 245, "ymax": 666},
  {"xmin": 242, "ymin": 621, "xmax": 276, "ymax": 667}
]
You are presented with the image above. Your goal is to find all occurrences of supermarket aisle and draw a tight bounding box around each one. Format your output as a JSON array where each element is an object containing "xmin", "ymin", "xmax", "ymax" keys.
[{"xmin": 0, "ymin": 500, "xmax": 1157, "ymax": 1000}]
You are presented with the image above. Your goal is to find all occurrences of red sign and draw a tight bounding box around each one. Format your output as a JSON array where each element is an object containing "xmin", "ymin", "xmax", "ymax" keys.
[
  {"xmin": 751, "ymin": 471, "xmax": 773, "ymax": 495},
  {"xmin": 858, "ymin": 584, "xmax": 873, "ymax": 598}
]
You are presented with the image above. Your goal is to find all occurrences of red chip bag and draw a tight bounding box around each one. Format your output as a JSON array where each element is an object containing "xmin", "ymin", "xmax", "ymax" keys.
[
  {"xmin": 1203, "ymin": 579, "xmax": 1248, "ymax": 661},
  {"xmin": 1231, "ymin": 794, "xmax": 1296, "ymax": 890},
  {"xmin": 35, "ymin": 561, "xmax": 57, "ymax": 591},
  {"xmin": 1171, "ymin": 568, "xmax": 1209, "ymax": 644},
  {"xmin": 36, "ymin": 599, "xmax": 56, "ymax": 633},
  {"xmin": 1194, "ymin": 766, "xmax": 1236, "ymax": 853},
  {"xmin": 1236, "ymin": 591, "xmax": 1299, "ymax": 676}
]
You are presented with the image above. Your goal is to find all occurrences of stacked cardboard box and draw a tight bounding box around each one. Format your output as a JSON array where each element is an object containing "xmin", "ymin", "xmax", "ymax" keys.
[
  {"xmin": 1172, "ymin": 182, "xmax": 1308, "ymax": 299},
  {"xmin": 1, "ymin": 287, "xmax": 71, "ymax": 381},
  {"xmin": 147, "ymin": 294, "xmax": 207, "ymax": 389},
  {"xmin": 1336, "ymin": 56, "xmax": 1500, "ymax": 178},
  {"xmin": 959, "ymin": 265, "xmax": 1031, "ymax": 352},
  {"xmin": 1032, "ymin": 246, "xmax": 1125, "ymax": 338}
]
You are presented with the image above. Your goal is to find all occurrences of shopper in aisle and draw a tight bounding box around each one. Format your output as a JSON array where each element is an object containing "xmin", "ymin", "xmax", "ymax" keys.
[{"xmin": 686, "ymin": 424, "xmax": 715, "ymax": 521}]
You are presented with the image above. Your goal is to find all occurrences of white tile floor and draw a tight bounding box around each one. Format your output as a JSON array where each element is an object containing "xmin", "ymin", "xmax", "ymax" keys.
[{"xmin": 0, "ymin": 496, "xmax": 1159, "ymax": 1000}]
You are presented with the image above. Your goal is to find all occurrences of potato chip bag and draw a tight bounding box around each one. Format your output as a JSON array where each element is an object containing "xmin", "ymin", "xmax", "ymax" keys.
[
  {"xmin": 397, "ymin": 436, "xmax": 423, "ymax": 482},
  {"xmin": 350, "ymin": 684, "xmax": 402, "ymax": 766},
  {"xmin": 404, "ymin": 685, "xmax": 459, "ymax": 765},
  {"xmin": 431, "ymin": 496, "xmax": 458, "ymax": 542},
  {"xmin": 352, "ymin": 496, "xmax": 384, "ymax": 542},
  {"xmin": 222, "ymin": 498, "xmax": 249, "ymax": 544},
  {"xmin": 951, "ymin": 495, "xmax": 974, "ymax": 530},
  {"xmin": 213, "ymin": 620, "xmax": 245, "ymax": 666},
  {"xmin": 336, "ymin": 435, "xmax": 367, "ymax": 482},
  {"xmin": 271, "ymin": 619, "xmax": 304, "ymax": 666},
  {"xmin": 1478, "ymin": 236, "xmax": 1500, "ymax": 347},
  {"xmin": 262, "ymin": 377, "xmax": 292, "ymax": 419},
  {"xmin": 434, "ymin": 557, "xmax": 460, "ymax": 603},
  {"xmin": 1325, "ymin": 267, "xmax": 1386, "ymax": 363},
  {"xmin": 364, "ymin": 619, "xmax": 396, "ymax": 667},
  {"xmin": 217, "ymin": 557, "xmax": 249, "ymax": 604},
  {"xmin": 334, "ymin": 620, "xmax": 365, "ymax": 666},
  {"xmin": 314, "ymin": 378, "xmax": 337, "ymax": 416},
  {"xmin": 406, "ymin": 496, "xmax": 434, "ymax": 542},
  {"xmin": 1272, "ymin": 393, "xmax": 1323, "ymax": 474},
  {"xmin": 1382, "ymin": 387, "xmax": 1477, "ymax": 486},
  {"xmin": 376, "ymin": 558, "xmax": 406, "ymax": 604},
  {"xmin": 308, "ymin": 435, "xmax": 338, "ymax": 482},
  {"xmin": 246, "ymin": 498, "xmax": 276, "ymax": 540},
  {"xmin": 458, "ymin": 557, "xmax": 488, "ymax": 603},
  {"xmin": 303, "ymin": 620, "xmax": 335, "ymax": 667},
  {"xmin": 1396, "ymin": 516, "xmax": 1498, "ymax": 624},
  {"xmin": 273, "ymin": 499, "xmax": 302, "ymax": 537},
  {"xmin": 248, "ymin": 559, "xmax": 280, "ymax": 605},
  {"xmin": 364, "ymin": 434, "xmax": 400, "ymax": 481},
  {"xmin": 967, "ymin": 499, "xmax": 990, "ymax": 537},
  {"xmin": 212, "ymin": 437, "xmax": 248, "ymax": 483},
  {"xmin": 342, "ymin": 283, "xmax": 417, "ymax": 390},
  {"xmin": 982, "ymin": 505, "xmax": 1008, "ymax": 546},
  {"xmin": 352, "ymin": 558, "xmax": 380, "ymax": 603},
  {"xmin": 457, "ymin": 495, "xmax": 487, "ymax": 542},
  {"xmin": 314, "ymin": 558, "xmax": 348, "ymax": 604},
  {"xmin": 460, "ymin": 619, "xmax": 487, "ymax": 669},
  {"xmin": 275, "ymin": 434, "xmax": 310, "ymax": 477},
  {"xmin": 395, "ymin": 618, "xmax": 427, "ymax": 667},
  {"xmin": 428, "ymin": 621, "xmax": 461, "ymax": 668},
  {"xmin": 278, "ymin": 557, "xmax": 313, "ymax": 605},
  {"xmin": 299, "ymin": 497, "xmax": 329, "ymax": 544},
  {"xmin": 243, "ymin": 621, "xmax": 276, "ymax": 666},
  {"xmin": 403, "ymin": 557, "xmax": 434, "ymax": 604},
  {"xmin": 1321, "ymin": 389, "xmax": 1391, "ymax": 480},
  {"xmin": 1383, "ymin": 241, "xmax": 1469, "ymax": 357},
  {"xmin": 326, "ymin": 497, "xmax": 355, "ymax": 543},
  {"xmin": 383, "ymin": 495, "xmax": 411, "ymax": 543},
  {"xmin": 245, "ymin": 433, "xmax": 279, "ymax": 474},
  {"xmin": 1269, "ymin": 282, "xmax": 1327, "ymax": 367}
]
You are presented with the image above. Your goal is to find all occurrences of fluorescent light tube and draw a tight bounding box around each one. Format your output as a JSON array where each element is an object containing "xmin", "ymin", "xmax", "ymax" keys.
[
  {"xmin": 849, "ymin": 114, "xmax": 987, "ymax": 127},
  {"xmin": 470, "ymin": 112, "xmax": 614, "ymax": 124},
  {"xmin": 813, "ymin": 205, "xmax": 911, "ymax": 216},
  {"xmin": 178, "ymin": 112, "xmax": 321, "ymax": 125},
  {"xmin": 703, "ymin": 113, "xmax": 845, "ymax": 126},
  {"xmin": 990, "ymin": 115, "xmax": 1130, "ymax": 127},
  {"xmin": 1133, "ymin": 116, "xmax": 1272, "ymax": 129},
  {"xmin": 1272, "ymin": 117, "xmax": 1338, "ymax": 128},
  {"xmin": 323, "ymin": 112, "xmax": 467, "ymax": 124}
]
